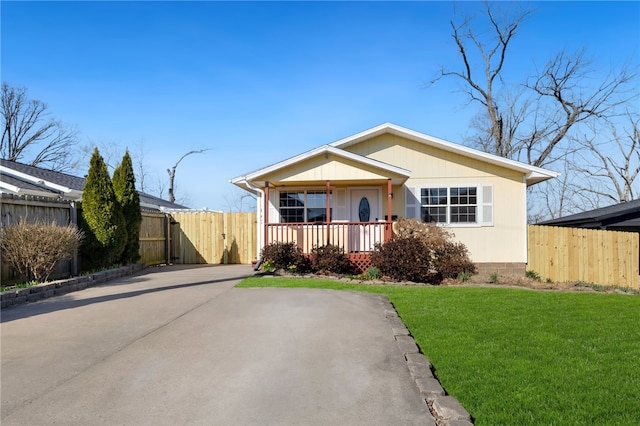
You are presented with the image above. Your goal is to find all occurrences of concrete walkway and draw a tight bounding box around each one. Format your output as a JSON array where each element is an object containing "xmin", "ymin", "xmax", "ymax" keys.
[{"xmin": 1, "ymin": 264, "xmax": 435, "ymax": 425}]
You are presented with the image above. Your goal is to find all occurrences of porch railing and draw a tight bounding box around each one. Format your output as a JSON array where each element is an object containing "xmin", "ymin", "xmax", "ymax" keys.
[{"xmin": 266, "ymin": 222, "xmax": 391, "ymax": 254}]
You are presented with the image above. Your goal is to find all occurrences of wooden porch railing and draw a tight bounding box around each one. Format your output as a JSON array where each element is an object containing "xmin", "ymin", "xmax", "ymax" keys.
[{"xmin": 266, "ymin": 221, "xmax": 391, "ymax": 254}]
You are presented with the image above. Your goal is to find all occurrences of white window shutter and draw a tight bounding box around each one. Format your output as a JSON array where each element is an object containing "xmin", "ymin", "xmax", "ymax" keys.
[
  {"xmin": 334, "ymin": 188, "xmax": 347, "ymax": 221},
  {"xmin": 405, "ymin": 186, "xmax": 419, "ymax": 219},
  {"xmin": 481, "ymin": 185, "xmax": 493, "ymax": 226},
  {"xmin": 269, "ymin": 190, "xmax": 280, "ymax": 223}
]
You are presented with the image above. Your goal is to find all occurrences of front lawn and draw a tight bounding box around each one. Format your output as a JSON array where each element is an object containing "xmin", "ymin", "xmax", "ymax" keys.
[{"xmin": 237, "ymin": 277, "xmax": 640, "ymax": 425}]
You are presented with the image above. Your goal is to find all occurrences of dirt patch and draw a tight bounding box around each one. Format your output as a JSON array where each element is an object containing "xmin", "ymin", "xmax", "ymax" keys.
[
  {"xmin": 258, "ymin": 270, "xmax": 639, "ymax": 294},
  {"xmin": 442, "ymin": 273, "xmax": 639, "ymax": 294}
]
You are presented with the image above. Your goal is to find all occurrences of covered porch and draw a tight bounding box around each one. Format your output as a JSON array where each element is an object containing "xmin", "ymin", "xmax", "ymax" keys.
[
  {"xmin": 263, "ymin": 178, "xmax": 397, "ymax": 271},
  {"xmin": 231, "ymin": 144, "xmax": 411, "ymax": 270}
]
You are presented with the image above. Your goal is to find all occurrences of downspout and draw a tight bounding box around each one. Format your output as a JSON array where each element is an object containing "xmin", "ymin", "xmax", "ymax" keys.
[{"xmin": 241, "ymin": 179, "xmax": 265, "ymax": 267}]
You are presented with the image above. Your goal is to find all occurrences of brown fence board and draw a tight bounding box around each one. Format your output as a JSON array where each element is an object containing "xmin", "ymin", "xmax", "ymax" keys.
[
  {"xmin": 140, "ymin": 212, "xmax": 167, "ymax": 265},
  {"xmin": 528, "ymin": 225, "xmax": 639, "ymax": 288}
]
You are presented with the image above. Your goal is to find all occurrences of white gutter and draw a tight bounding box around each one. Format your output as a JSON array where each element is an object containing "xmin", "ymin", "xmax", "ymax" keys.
[
  {"xmin": 240, "ymin": 178, "xmax": 264, "ymax": 262},
  {"xmin": 0, "ymin": 165, "xmax": 83, "ymax": 199}
]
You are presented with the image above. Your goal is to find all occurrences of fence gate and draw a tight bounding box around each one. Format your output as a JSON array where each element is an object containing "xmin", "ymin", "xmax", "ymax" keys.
[{"xmin": 168, "ymin": 212, "xmax": 256, "ymax": 265}]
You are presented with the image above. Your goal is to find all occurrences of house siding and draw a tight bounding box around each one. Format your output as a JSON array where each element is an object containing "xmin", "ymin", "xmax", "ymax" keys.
[
  {"xmin": 346, "ymin": 134, "xmax": 528, "ymax": 263},
  {"xmin": 258, "ymin": 153, "xmax": 399, "ymax": 184}
]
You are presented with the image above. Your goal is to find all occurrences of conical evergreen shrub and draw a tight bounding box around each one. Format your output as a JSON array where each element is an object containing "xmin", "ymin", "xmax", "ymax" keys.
[
  {"xmin": 80, "ymin": 148, "xmax": 126, "ymax": 270},
  {"xmin": 113, "ymin": 150, "xmax": 142, "ymax": 264}
]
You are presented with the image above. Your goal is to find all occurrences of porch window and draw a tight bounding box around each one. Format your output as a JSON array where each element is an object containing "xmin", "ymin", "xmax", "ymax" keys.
[
  {"xmin": 279, "ymin": 190, "xmax": 332, "ymax": 223},
  {"xmin": 421, "ymin": 187, "xmax": 477, "ymax": 224}
]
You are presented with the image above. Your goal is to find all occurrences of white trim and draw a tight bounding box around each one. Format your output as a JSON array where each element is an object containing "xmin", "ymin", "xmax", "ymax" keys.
[
  {"xmin": 523, "ymin": 176, "xmax": 529, "ymax": 263},
  {"xmin": 273, "ymin": 186, "xmax": 333, "ymax": 224},
  {"xmin": 329, "ymin": 123, "xmax": 559, "ymax": 186},
  {"xmin": 0, "ymin": 165, "xmax": 82, "ymax": 198},
  {"xmin": 418, "ymin": 184, "xmax": 485, "ymax": 228},
  {"xmin": 230, "ymin": 145, "xmax": 411, "ymax": 184}
]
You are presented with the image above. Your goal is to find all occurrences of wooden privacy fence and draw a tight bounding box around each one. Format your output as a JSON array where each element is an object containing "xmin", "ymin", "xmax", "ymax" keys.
[
  {"xmin": 528, "ymin": 225, "xmax": 639, "ymax": 288},
  {"xmin": 1, "ymin": 195, "xmax": 76, "ymax": 282},
  {"xmin": 139, "ymin": 211, "xmax": 169, "ymax": 265},
  {"xmin": 139, "ymin": 211, "xmax": 257, "ymax": 266}
]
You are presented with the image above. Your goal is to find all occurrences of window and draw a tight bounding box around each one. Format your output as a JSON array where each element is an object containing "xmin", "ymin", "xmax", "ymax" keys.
[
  {"xmin": 420, "ymin": 187, "xmax": 477, "ymax": 224},
  {"xmin": 279, "ymin": 190, "xmax": 332, "ymax": 223}
]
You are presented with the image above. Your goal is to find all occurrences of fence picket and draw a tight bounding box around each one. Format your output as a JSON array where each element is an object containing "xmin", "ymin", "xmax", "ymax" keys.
[{"xmin": 528, "ymin": 225, "xmax": 639, "ymax": 288}]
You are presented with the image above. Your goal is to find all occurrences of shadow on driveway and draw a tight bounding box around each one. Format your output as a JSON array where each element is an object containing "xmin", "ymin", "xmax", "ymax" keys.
[{"xmin": 1, "ymin": 270, "xmax": 250, "ymax": 323}]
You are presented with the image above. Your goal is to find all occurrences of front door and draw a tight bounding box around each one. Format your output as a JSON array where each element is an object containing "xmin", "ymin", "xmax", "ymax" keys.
[{"xmin": 349, "ymin": 189, "xmax": 380, "ymax": 252}]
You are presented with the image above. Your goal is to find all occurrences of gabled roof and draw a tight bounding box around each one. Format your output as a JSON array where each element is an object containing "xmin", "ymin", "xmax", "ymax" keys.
[
  {"xmin": 540, "ymin": 199, "xmax": 640, "ymax": 229},
  {"xmin": 231, "ymin": 144, "xmax": 411, "ymax": 187},
  {"xmin": 230, "ymin": 123, "xmax": 559, "ymax": 188},
  {"xmin": 330, "ymin": 123, "xmax": 559, "ymax": 185},
  {"xmin": 0, "ymin": 159, "xmax": 187, "ymax": 210}
]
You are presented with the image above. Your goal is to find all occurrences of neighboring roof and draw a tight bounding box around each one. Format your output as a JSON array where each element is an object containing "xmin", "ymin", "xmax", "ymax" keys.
[
  {"xmin": 540, "ymin": 199, "xmax": 640, "ymax": 229},
  {"xmin": 138, "ymin": 192, "xmax": 189, "ymax": 210},
  {"xmin": 230, "ymin": 122, "xmax": 559, "ymax": 187},
  {"xmin": 0, "ymin": 159, "xmax": 187, "ymax": 210},
  {"xmin": 0, "ymin": 158, "xmax": 85, "ymax": 198}
]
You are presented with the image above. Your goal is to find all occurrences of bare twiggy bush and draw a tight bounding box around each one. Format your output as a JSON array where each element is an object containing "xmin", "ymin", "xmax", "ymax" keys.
[
  {"xmin": 393, "ymin": 218, "xmax": 454, "ymax": 248},
  {"xmin": 377, "ymin": 219, "xmax": 476, "ymax": 283},
  {"xmin": 0, "ymin": 219, "xmax": 84, "ymax": 283}
]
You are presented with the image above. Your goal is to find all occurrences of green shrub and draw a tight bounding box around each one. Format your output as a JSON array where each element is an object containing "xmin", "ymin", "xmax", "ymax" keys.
[
  {"xmin": 363, "ymin": 266, "xmax": 381, "ymax": 280},
  {"xmin": 262, "ymin": 259, "xmax": 276, "ymax": 272},
  {"xmin": 489, "ymin": 272, "xmax": 499, "ymax": 283},
  {"xmin": 112, "ymin": 150, "xmax": 141, "ymax": 265},
  {"xmin": 260, "ymin": 242, "xmax": 310, "ymax": 272},
  {"xmin": 0, "ymin": 218, "xmax": 84, "ymax": 283},
  {"xmin": 526, "ymin": 270, "xmax": 542, "ymax": 281},
  {"xmin": 80, "ymin": 148, "xmax": 126, "ymax": 271},
  {"xmin": 458, "ymin": 270, "xmax": 471, "ymax": 282},
  {"xmin": 311, "ymin": 244, "xmax": 352, "ymax": 274}
]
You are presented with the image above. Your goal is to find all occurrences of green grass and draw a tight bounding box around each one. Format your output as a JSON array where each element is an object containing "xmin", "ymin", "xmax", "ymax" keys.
[
  {"xmin": 1, "ymin": 280, "xmax": 39, "ymax": 292},
  {"xmin": 237, "ymin": 277, "xmax": 640, "ymax": 425}
]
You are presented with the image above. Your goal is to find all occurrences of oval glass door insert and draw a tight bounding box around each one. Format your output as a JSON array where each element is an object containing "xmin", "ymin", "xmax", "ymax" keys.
[{"xmin": 358, "ymin": 197, "xmax": 370, "ymax": 222}]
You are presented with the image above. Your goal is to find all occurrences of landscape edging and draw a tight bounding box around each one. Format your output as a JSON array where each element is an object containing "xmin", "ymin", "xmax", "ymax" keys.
[
  {"xmin": 1, "ymin": 263, "xmax": 146, "ymax": 309},
  {"xmin": 379, "ymin": 296, "xmax": 474, "ymax": 425}
]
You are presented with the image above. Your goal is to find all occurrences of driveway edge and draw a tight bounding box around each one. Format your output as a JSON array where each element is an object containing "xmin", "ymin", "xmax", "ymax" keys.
[{"xmin": 378, "ymin": 296, "xmax": 474, "ymax": 426}]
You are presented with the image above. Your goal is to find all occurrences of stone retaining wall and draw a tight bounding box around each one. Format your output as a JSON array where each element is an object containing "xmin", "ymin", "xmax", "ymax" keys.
[{"xmin": 1, "ymin": 263, "xmax": 146, "ymax": 309}]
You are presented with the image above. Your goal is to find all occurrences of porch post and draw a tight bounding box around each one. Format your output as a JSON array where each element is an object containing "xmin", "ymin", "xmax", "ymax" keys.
[
  {"xmin": 264, "ymin": 181, "xmax": 270, "ymax": 247},
  {"xmin": 326, "ymin": 180, "xmax": 331, "ymax": 244},
  {"xmin": 386, "ymin": 179, "xmax": 393, "ymax": 242}
]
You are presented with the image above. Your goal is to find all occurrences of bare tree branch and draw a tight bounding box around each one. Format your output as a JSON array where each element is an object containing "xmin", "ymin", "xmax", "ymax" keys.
[
  {"xmin": 167, "ymin": 149, "xmax": 210, "ymax": 203},
  {"xmin": 1, "ymin": 82, "xmax": 79, "ymax": 172},
  {"xmin": 428, "ymin": 3, "xmax": 637, "ymax": 172},
  {"xmin": 573, "ymin": 112, "xmax": 640, "ymax": 203}
]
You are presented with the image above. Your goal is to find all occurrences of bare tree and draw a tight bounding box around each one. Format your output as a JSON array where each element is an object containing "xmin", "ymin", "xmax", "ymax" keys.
[
  {"xmin": 430, "ymin": 2, "xmax": 636, "ymax": 169},
  {"xmin": 573, "ymin": 112, "xmax": 640, "ymax": 204},
  {"xmin": 223, "ymin": 188, "xmax": 257, "ymax": 212},
  {"xmin": 1, "ymin": 82, "xmax": 79, "ymax": 172},
  {"xmin": 167, "ymin": 149, "xmax": 209, "ymax": 203}
]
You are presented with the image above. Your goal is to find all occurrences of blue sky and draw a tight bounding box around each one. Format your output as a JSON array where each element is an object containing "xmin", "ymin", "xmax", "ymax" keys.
[{"xmin": 2, "ymin": 1, "xmax": 639, "ymax": 210}]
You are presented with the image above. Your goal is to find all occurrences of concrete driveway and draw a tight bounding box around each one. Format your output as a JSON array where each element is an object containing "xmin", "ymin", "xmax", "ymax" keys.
[{"xmin": 1, "ymin": 264, "xmax": 434, "ymax": 425}]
